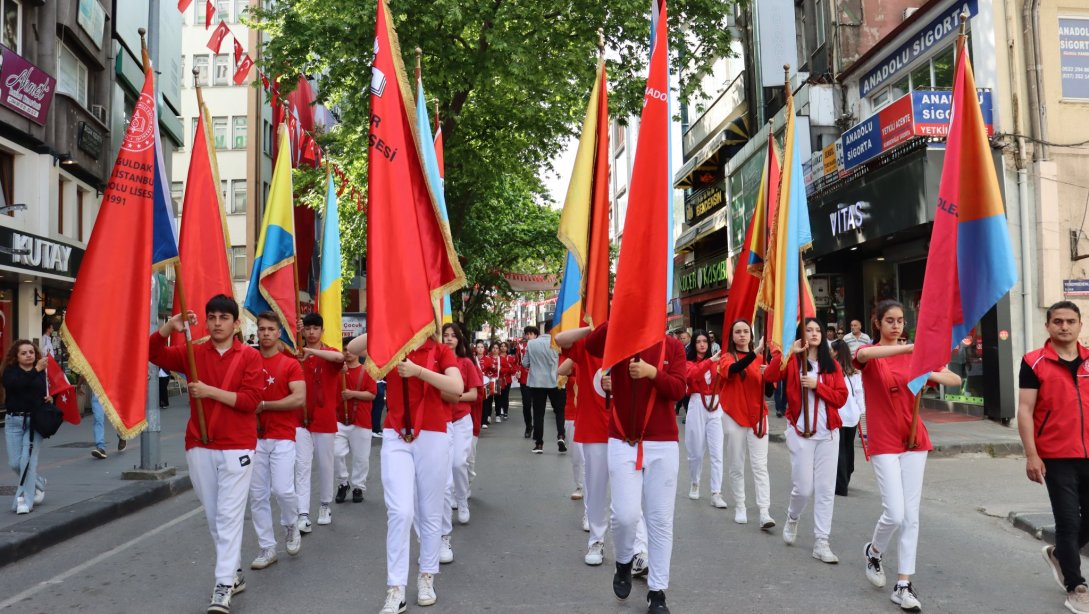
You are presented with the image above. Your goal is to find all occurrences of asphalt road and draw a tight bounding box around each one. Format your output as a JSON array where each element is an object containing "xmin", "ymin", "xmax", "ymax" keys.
[{"xmin": 0, "ymin": 407, "xmax": 1070, "ymax": 613}]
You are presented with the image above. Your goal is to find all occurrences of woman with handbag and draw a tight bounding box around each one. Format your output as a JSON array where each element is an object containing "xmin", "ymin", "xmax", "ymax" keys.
[{"xmin": 3, "ymin": 340, "xmax": 49, "ymax": 514}]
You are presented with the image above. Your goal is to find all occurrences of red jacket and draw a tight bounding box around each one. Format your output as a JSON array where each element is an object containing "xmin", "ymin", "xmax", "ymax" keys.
[
  {"xmin": 718, "ymin": 351, "xmax": 766, "ymax": 429},
  {"xmin": 764, "ymin": 352, "xmax": 848, "ymax": 434},
  {"xmin": 1026, "ymin": 341, "xmax": 1089, "ymax": 459}
]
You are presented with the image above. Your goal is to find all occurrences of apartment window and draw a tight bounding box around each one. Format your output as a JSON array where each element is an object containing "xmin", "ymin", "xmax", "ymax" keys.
[
  {"xmin": 171, "ymin": 181, "xmax": 184, "ymax": 208},
  {"xmin": 57, "ymin": 178, "xmax": 64, "ymax": 235},
  {"xmin": 213, "ymin": 116, "xmax": 228, "ymax": 149},
  {"xmin": 869, "ymin": 41, "xmax": 967, "ymax": 111},
  {"xmin": 76, "ymin": 189, "xmax": 84, "ymax": 241},
  {"xmin": 179, "ymin": 55, "xmax": 186, "ymax": 88},
  {"xmin": 2, "ymin": 0, "xmax": 21, "ymax": 53},
  {"xmin": 193, "ymin": 55, "xmax": 210, "ymax": 87},
  {"xmin": 0, "ymin": 149, "xmax": 13, "ymax": 216},
  {"xmin": 815, "ymin": 0, "xmax": 826, "ymax": 48},
  {"xmin": 232, "ymin": 116, "xmax": 247, "ymax": 149},
  {"xmin": 221, "ymin": 180, "xmax": 228, "ymax": 209},
  {"xmin": 57, "ymin": 44, "xmax": 89, "ymax": 108},
  {"xmin": 213, "ymin": 54, "xmax": 230, "ymax": 86},
  {"xmin": 262, "ymin": 120, "xmax": 272, "ymax": 155},
  {"xmin": 231, "ymin": 180, "xmax": 247, "ymax": 214},
  {"xmin": 194, "ymin": 2, "xmax": 207, "ymax": 26},
  {"xmin": 216, "ymin": 0, "xmax": 232, "ymax": 22},
  {"xmin": 235, "ymin": 0, "xmax": 248, "ymax": 21},
  {"xmin": 230, "ymin": 246, "xmax": 247, "ymax": 280}
]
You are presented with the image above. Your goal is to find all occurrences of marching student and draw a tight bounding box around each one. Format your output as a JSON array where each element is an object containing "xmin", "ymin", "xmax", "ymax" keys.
[
  {"xmin": 832, "ymin": 339, "xmax": 865, "ymax": 496},
  {"xmin": 149, "ymin": 295, "xmax": 263, "ymax": 614},
  {"xmin": 345, "ymin": 333, "xmax": 463, "ymax": 613},
  {"xmin": 582, "ymin": 321, "xmax": 686, "ymax": 613},
  {"xmin": 296, "ymin": 313, "xmax": 345, "ymax": 531},
  {"xmin": 557, "ymin": 356, "xmax": 584, "ymax": 502},
  {"xmin": 335, "ymin": 344, "xmax": 378, "ymax": 504},
  {"xmin": 683, "ymin": 330, "xmax": 726, "ymax": 509},
  {"xmin": 765, "ymin": 317, "xmax": 848, "ymax": 565},
  {"xmin": 439, "ymin": 323, "xmax": 482, "ymax": 565},
  {"xmin": 497, "ymin": 341, "xmax": 516, "ymax": 421},
  {"xmin": 718, "ymin": 319, "xmax": 775, "ymax": 529},
  {"xmin": 468, "ymin": 344, "xmax": 486, "ymax": 485},
  {"xmin": 480, "ymin": 342, "xmax": 502, "ymax": 429},
  {"xmin": 855, "ymin": 299, "xmax": 960, "ymax": 612},
  {"xmin": 249, "ymin": 312, "xmax": 306, "ymax": 570}
]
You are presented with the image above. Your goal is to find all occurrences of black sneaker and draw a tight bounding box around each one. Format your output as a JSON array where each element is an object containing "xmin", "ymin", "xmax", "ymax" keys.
[
  {"xmin": 532, "ymin": 443, "xmax": 543, "ymax": 454},
  {"xmin": 647, "ymin": 590, "xmax": 669, "ymax": 613},
  {"xmin": 558, "ymin": 439, "xmax": 568, "ymax": 453},
  {"xmin": 524, "ymin": 430, "xmax": 532, "ymax": 439},
  {"xmin": 352, "ymin": 488, "xmax": 364, "ymax": 503},
  {"xmin": 335, "ymin": 483, "xmax": 350, "ymax": 504},
  {"xmin": 117, "ymin": 438, "xmax": 127, "ymax": 452},
  {"xmin": 613, "ymin": 560, "xmax": 633, "ymax": 600},
  {"xmin": 91, "ymin": 448, "xmax": 107, "ymax": 459}
]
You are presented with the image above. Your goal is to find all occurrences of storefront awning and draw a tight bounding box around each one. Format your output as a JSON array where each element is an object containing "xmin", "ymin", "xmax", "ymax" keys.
[
  {"xmin": 674, "ymin": 105, "xmax": 750, "ymax": 189},
  {"xmin": 675, "ymin": 208, "xmax": 728, "ymax": 253}
]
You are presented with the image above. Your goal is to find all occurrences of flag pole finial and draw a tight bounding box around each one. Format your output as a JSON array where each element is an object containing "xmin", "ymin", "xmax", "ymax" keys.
[
  {"xmin": 192, "ymin": 68, "xmax": 205, "ymax": 108},
  {"xmin": 958, "ymin": 10, "xmax": 969, "ymax": 35},
  {"xmin": 415, "ymin": 47, "xmax": 422, "ymax": 83},
  {"xmin": 138, "ymin": 27, "xmax": 150, "ymax": 73},
  {"xmin": 597, "ymin": 29, "xmax": 605, "ymax": 52}
]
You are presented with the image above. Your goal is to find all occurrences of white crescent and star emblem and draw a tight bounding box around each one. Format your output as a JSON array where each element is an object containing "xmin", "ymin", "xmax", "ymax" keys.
[
  {"xmin": 592, "ymin": 369, "xmax": 607, "ymax": 399},
  {"xmin": 261, "ymin": 368, "xmax": 275, "ymax": 390}
]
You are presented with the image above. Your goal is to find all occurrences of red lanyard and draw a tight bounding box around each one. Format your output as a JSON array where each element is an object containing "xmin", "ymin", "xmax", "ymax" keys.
[{"xmin": 608, "ymin": 348, "xmax": 665, "ymax": 470}]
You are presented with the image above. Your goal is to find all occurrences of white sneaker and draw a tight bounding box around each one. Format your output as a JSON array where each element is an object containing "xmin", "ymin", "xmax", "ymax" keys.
[
  {"xmin": 581, "ymin": 512, "xmax": 590, "ymax": 532},
  {"xmin": 207, "ymin": 583, "xmax": 232, "ymax": 614},
  {"xmin": 759, "ymin": 510, "xmax": 776, "ymax": 530},
  {"xmin": 380, "ymin": 585, "xmax": 406, "ymax": 614},
  {"xmin": 865, "ymin": 542, "xmax": 887, "ymax": 588},
  {"xmin": 585, "ymin": 541, "xmax": 605, "ymax": 566},
  {"xmin": 250, "ymin": 546, "xmax": 278, "ymax": 570},
  {"xmin": 457, "ymin": 502, "xmax": 470, "ymax": 525},
  {"xmin": 1066, "ymin": 585, "xmax": 1089, "ymax": 614},
  {"xmin": 439, "ymin": 534, "xmax": 454, "ymax": 564},
  {"xmin": 297, "ymin": 513, "xmax": 312, "ymax": 534},
  {"xmin": 734, "ymin": 507, "xmax": 748, "ymax": 524},
  {"xmin": 688, "ymin": 483, "xmax": 699, "ymax": 500},
  {"xmin": 571, "ymin": 487, "xmax": 584, "ymax": 500},
  {"xmin": 891, "ymin": 582, "xmax": 922, "ymax": 612},
  {"xmin": 284, "ymin": 524, "xmax": 302, "ymax": 555},
  {"xmin": 812, "ymin": 539, "xmax": 839, "ymax": 564},
  {"xmin": 710, "ymin": 493, "xmax": 728, "ymax": 509},
  {"xmin": 631, "ymin": 552, "xmax": 649, "ymax": 577},
  {"xmin": 15, "ymin": 496, "xmax": 29, "ymax": 514},
  {"xmin": 782, "ymin": 516, "xmax": 798, "ymax": 545},
  {"xmin": 33, "ymin": 486, "xmax": 44, "ymax": 505},
  {"xmin": 317, "ymin": 504, "xmax": 332, "ymax": 525},
  {"xmin": 1043, "ymin": 545, "xmax": 1066, "ymax": 591},
  {"xmin": 417, "ymin": 572, "xmax": 437, "ymax": 606}
]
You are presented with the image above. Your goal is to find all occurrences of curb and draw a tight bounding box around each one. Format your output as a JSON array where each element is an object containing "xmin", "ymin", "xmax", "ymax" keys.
[
  {"xmin": 1003, "ymin": 510, "xmax": 1089, "ymax": 556},
  {"xmin": 0, "ymin": 472, "xmax": 192, "ymax": 568}
]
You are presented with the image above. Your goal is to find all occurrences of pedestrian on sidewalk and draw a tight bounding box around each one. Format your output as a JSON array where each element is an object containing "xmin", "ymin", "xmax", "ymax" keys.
[
  {"xmin": 1017, "ymin": 300, "xmax": 1089, "ymax": 614},
  {"xmin": 515, "ymin": 338, "xmax": 532, "ymax": 436},
  {"xmin": 683, "ymin": 330, "xmax": 726, "ymax": 509},
  {"xmin": 854, "ymin": 299, "xmax": 960, "ymax": 613},
  {"xmin": 718, "ymin": 319, "xmax": 775, "ymax": 529},
  {"xmin": 765, "ymin": 317, "xmax": 848, "ymax": 565},
  {"xmin": 89, "ymin": 392, "xmax": 128, "ymax": 459},
  {"xmin": 557, "ymin": 355, "xmax": 584, "ymax": 501},
  {"xmin": 583, "ymin": 321, "xmax": 686, "ymax": 611},
  {"xmin": 334, "ymin": 344, "xmax": 377, "ymax": 504},
  {"xmin": 248, "ymin": 312, "xmax": 306, "ymax": 571},
  {"xmin": 149, "ymin": 295, "xmax": 264, "ymax": 614},
  {"xmin": 296, "ymin": 313, "xmax": 345, "ymax": 531},
  {"xmin": 3, "ymin": 340, "xmax": 48, "ymax": 514},
  {"xmin": 842, "ymin": 319, "xmax": 872, "ymax": 356},
  {"xmin": 522, "ymin": 324, "xmax": 565, "ymax": 454},
  {"xmin": 345, "ymin": 332, "xmax": 463, "ymax": 613},
  {"xmin": 832, "ymin": 340, "xmax": 865, "ymax": 496},
  {"xmin": 439, "ymin": 323, "xmax": 482, "ymax": 564}
]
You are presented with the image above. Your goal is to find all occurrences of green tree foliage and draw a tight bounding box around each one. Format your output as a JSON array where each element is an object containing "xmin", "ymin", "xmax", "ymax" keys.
[{"xmin": 249, "ymin": 0, "xmax": 737, "ymax": 327}]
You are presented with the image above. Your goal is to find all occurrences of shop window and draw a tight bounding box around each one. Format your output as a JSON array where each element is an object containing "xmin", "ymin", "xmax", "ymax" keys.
[
  {"xmin": 947, "ymin": 324, "xmax": 986, "ymax": 404},
  {"xmin": 57, "ymin": 44, "xmax": 89, "ymax": 108},
  {"xmin": 213, "ymin": 116, "xmax": 228, "ymax": 149},
  {"xmin": 230, "ymin": 246, "xmax": 247, "ymax": 280},
  {"xmin": 232, "ymin": 116, "xmax": 247, "ymax": 149},
  {"xmin": 0, "ymin": 149, "xmax": 14, "ymax": 216},
  {"xmin": 2, "ymin": 0, "xmax": 20, "ymax": 54},
  {"xmin": 910, "ymin": 62, "xmax": 932, "ymax": 92},
  {"xmin": 231, "ymin": 180, "xmax": 246, "ymax": 215},
  {"xmin": 932, "ymin": 44, "xmax": 957, "ymax": 89}
]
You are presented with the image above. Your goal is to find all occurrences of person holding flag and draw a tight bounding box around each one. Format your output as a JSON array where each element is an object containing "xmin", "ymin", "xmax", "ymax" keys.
[{"xmin": 3, "ymin": 340, "xmax": 48, "ymax": 514}]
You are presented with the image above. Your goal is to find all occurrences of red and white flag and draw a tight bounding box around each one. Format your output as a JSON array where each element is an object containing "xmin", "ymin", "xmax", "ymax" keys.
[
  {"xmin": 233, "ymin": 54, "xmax": 253, "ymax": 85},
  {"xmin": 45, "ymin": 355, "xmax": 79, "ymax": 425},
  {"xmin": 206, "ymin": 20, "xmax": 230, "ymax": 54}
]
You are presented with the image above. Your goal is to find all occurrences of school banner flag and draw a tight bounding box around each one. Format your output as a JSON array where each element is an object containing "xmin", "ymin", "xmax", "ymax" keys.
[
  {"xmin": 318, "ymin": 171, "xmax": 343, "ymax": 350},
  {"xmin": 726, "ymin": 138, "xmax": 780, "ymax": 329},
  {"xmin": 173, "ymin": 96, "xmax": 233, "ymax": 347},
  {"xmin": 415, "ymin": 72, "xmax": 453, "ymax": 325},
  {"xmin": 61, "ymin": 64, "xmax": 159, "ymax": 438},
  {"xmin": 45, "ymin": 355, "xmax": 79, "ymax": 425},
  {"xmin": 602, "ymin": 0, "xmax": 670, "ymax": 371},
  {"xmin": 151, "ymin": 105, "xmax": 180, "ymax": 271},
  {"xmin": 650, "ymin": 0, "xmax": 674, "ymax": 306},
  {"xmin": 907, "ymin": 35, "xmax": 1017, "ymax": 393},
  {"xmin": 366, "ymin": 0, "xmax": 464, "ymax": 378},
  {"xmin": 552, "ymin": 251, "xmax": 583, "ymax": 337},
  {"xmin": 244, "ymin": 124, "xmax": 298, "ymax": 349}
]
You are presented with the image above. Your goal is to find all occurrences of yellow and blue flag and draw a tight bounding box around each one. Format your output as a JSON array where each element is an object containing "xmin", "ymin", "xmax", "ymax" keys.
[
  {"xmin": 416, "ymin": 75, "xmax": 453, "ymax": 324},
  {"xmin": 318, "ymin": 170, "xmax": 342, "ymax": 349}
]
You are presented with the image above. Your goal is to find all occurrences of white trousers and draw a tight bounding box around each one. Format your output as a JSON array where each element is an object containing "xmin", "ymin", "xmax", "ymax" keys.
[
  {"xmin": 382, "ymin": 428, "xmax": 450, "ymax": 587},
  {"xmin": 566, "ymin": 419, "xmax": 584, "ymax": 490},
  {"xmin": 785, "ymin": 428, "xmax": 839, "ymax": 540},
  {"xmin": 468, "ymin": 436, "xmax": 478, "ymax": 483},
  {"xmin": 250, "ymin": 438, "xmax": 298, "ymax": 550},
  {"xmin": 442, "ymin": 415, "xmax": 473, "ymax": 536},
  {"xmin": 334, "ymin": 423, "xmax": 372, "ymax": 491},
  {"xmin": 609, "ymin": 438, "xmax": 678, "ymax": 591},
  {"xmin": 722, "ymin": 413, "xmax": 771, "ymax": 511},
  {"xmin": 684, "ymin": 395, "xmax": 723, "ymax": 494},
  {"xmin": 583, "ymin": 442, "xmax": 647, "ymax": 550},
  {"xmin": 871, "ymin": 451, "xmax": 927, "ymax": 576},
  {"xmin": 187, "ymin": 447, "xmax": 254, "ymax": 586},
  {"xmin": 295, "ymin": 429, "xmax": 335, "ymax": 514}
]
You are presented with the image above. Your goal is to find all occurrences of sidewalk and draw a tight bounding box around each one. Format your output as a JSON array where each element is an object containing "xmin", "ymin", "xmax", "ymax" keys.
[{"xmin": 0, "ymin": 394, "xmax": 193, "ymax": 567}]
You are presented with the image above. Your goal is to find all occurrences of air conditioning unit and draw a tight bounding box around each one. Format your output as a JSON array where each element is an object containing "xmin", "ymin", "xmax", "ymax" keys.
[
  {"xmin": 90, "ymin": 104, "xmax": 106, "ymax": 124},
  {"xmin": 903, "ymin": 7, "xmax": 918, "ymax": 21}
]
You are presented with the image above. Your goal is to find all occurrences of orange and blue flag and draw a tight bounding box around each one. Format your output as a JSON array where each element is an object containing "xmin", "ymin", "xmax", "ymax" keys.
[
  {"xmin": 416, "ymin": 71, "xmax": 453, "ymax": 324},
  {"xmin": 318, "ymin": 170, "xmax": 343, "ymax": 349},
  {"xmin": 908, "ymin": 35, "xmax": 1016, "ymax": 393}
]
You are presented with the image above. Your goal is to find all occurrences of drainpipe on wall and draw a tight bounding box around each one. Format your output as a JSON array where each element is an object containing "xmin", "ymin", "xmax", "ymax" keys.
[
  {"xmin": 1022, "ymin": 0, "xmax": 1049, "ymax": 162},
  {"xmin": 1008, "ymin": 0, "xmax": 1034, "ymax": 355}
]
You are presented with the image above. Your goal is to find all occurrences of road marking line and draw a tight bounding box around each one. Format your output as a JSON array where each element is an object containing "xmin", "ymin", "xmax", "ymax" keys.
[{"xmin": 0, "ymin": 505, "xmax": 204, "ymax": 610}]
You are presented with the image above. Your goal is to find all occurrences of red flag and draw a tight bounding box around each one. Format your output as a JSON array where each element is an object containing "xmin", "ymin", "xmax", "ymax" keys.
[
  {"xmin": 601, "ymin": 1, "xmax": 670, "ymax": 371},
  {"xmin": 260, "ymin": 71, "xmax": 270, "ymax": 92},
  {"xmin": 233, "ymin": 37, "xmax": 245, "ymax": 65},
  {"xmin": 206, "ymin": 21, "xmax": 230, "ymax": 54},
  {"xmin": 584, "ymin": 65, "xmax": 611, "ymax": 329},
  {"xmin": 433, "ymin": 113, "xmax": 445, "ymax": 179},
  {"xmin": 45, "ymin": 356, "xmax": 79, "ymax": 425},
  {"xmin": 205, "ymin": 0, "xmax": 215, "ymax": 29},
  {"xmin": 178, "ymin": 0, "xmax": 194, "ymax": 11},
  {"xmin": 365, "ymin": 0, "xmax": 464, "ymax": 377},
  {"xmin": 171, "ymin": 105, "xmax": 234, "ymax": 346},
  {"xmin": 233, "ymin": 54, "xmax": 253, "ymax": 85},
  {"xmin": 726, "ymin": 138, "xmax": 779, "ymax": 329},
  {"xmin": 60, "ymin": 65, "xmax": 158, "ymax": 438}
]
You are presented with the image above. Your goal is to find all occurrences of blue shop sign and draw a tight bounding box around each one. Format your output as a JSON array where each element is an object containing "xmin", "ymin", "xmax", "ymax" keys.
[
  {"xmin": 860, "ymin": 0, "xmax": 979, "ymax": 96},
  {"xmin": 840, "ymin": 114, "xmax": 881, "ymax": 170}
]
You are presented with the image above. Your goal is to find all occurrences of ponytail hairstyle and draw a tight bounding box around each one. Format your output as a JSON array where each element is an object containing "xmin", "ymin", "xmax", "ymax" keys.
[
  {"xmin": 795, "ymin": 317, "xmax": 837, "ymax": 374},
  {"xmin": 831, "ymin": 339, "xmax": 857, "ymax": 377}
]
